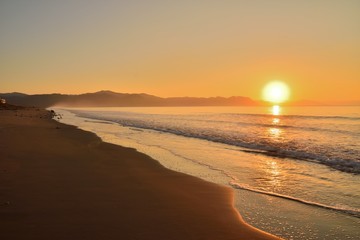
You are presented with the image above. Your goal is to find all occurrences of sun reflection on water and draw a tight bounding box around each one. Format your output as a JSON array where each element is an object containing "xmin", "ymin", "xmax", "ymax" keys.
[
  {"xmin": 264, "ymin": 160, "xmax": 283, "ymax": 190},
  {"xmin": 267, "ymin": 160, "xmax": 281, "ymax": 177},
  {"xmin": 269, "ymin": 127, "xmax": 282, "ymax": 139},
  {"xmin": 268, "ymin": 105, "xmax": 283, "ymax": 141},
  {"xmin": 256, "ymin": 158, "xmax": 284, "ymax": 192},
  {"xmin": 272, "ymin": 105, "xmax": 280, "ymax": 115},
  {"xmin": 272, "ymin": 117, "xmax": 280, "ymax": 124}
]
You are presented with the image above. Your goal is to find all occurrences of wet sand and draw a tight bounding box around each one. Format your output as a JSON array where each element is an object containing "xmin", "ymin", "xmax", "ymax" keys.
[{"xmin": 0, "ymin": 106, "xmax": 280, "ymax": 240}]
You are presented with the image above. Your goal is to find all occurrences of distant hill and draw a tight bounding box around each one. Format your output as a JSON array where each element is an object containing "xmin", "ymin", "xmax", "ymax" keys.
[
  {"xmin": 0, "ymin": 91, "xmax": 258, "ymax": 108},
  {"xmin": 3, "ymin": 91, "xmax": 356, "ymax": 107}
]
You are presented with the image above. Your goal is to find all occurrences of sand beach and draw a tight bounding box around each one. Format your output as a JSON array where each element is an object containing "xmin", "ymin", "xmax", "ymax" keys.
[{"xmin": 0, "ymin": 106, "xmax": 280, "ymax": 240}]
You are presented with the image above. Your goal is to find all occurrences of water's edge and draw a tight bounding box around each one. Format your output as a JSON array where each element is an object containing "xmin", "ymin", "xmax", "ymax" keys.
[{"xmin": 53, "ymin": 107, "xmax": 360, "ymax": 240}]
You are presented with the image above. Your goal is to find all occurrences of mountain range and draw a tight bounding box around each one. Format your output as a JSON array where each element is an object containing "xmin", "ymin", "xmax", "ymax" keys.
[
  {"xmin": 0, "ymin": 91, "xmax": 258, "ymax": 108},
  {"xmin": 1, "ymin": 91, "xmax": 357, "ymax": 107}
]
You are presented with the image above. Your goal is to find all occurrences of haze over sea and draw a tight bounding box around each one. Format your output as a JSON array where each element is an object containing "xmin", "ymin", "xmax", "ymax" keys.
[{"xmin": 55, "ymin": 106, "xmax": 360, "ymax": 240}]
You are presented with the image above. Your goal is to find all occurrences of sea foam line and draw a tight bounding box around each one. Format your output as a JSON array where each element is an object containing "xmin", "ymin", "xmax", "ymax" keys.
[{"xmin": 230, "ymin": 181, "xmax": 360, "ymax": 218}]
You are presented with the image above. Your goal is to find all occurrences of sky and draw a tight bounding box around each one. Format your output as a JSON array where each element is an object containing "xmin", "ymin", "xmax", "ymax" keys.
[{"xmin": 1, "ymin": 0, "xmax": 359, "ymax": 102}]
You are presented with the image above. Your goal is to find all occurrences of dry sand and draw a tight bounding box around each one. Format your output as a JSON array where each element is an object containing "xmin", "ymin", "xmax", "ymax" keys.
[{"xmin": 0, "ymin": 106, "xmax": 281, "ymax": 240}]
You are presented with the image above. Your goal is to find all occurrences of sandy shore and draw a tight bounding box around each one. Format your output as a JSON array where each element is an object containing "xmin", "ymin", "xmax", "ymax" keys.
[{"xmin": 0, "ymin": 106, "xmax": 280, "ymax": 240}]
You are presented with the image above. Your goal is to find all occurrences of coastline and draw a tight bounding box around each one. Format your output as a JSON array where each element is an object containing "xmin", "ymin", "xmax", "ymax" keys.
[{"xmin": 0, "ymin": 107, "xmax": 280, "ymax": 240}]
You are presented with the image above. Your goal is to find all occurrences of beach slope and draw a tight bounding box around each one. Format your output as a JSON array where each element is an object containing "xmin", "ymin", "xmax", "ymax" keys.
[{"xmin": 0, "ymin": 107, "xmax": 280, "ymax": 240}]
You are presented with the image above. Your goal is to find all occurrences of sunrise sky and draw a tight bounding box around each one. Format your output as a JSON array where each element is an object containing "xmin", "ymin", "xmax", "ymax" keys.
[{"xmin": 1, "ymin": 0, "xmax": 359, "ymax": 102}]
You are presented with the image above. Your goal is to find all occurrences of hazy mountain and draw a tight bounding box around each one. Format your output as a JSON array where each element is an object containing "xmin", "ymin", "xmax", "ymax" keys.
[
  {"xmin": 2, "ymin": 91, "xmax": 359, "ymax": 107},
  {"xmin": 0, "ymin": 91, "xmax": 258, "ymax": 108}
]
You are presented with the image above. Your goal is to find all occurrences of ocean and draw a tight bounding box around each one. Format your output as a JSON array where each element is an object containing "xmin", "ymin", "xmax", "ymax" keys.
[{"xmin": 54, "ymin": 106, "xmax": 360, "ymax": 240}]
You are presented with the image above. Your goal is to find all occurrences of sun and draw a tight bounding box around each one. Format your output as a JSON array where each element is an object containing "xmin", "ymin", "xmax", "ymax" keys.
[{"xmin": 262, "ymin": 81, "xmax": 290, "ymax": 103}]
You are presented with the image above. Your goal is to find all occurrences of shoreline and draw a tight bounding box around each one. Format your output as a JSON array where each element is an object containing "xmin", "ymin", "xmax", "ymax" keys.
[{"xmin": 0, "ymin": 106, "xmax": 280, "ymax": 239}]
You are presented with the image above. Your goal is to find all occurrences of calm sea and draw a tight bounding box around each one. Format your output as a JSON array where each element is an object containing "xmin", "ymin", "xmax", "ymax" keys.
[{"xmin": 54, "ymin": 106, "xmax": 360, "ymax": 240}]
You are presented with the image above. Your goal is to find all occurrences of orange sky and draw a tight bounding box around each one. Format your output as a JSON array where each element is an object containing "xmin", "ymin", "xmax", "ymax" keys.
[{"xmin": 1, "ymin": 1, "xmax": 359, "ymax": 102}]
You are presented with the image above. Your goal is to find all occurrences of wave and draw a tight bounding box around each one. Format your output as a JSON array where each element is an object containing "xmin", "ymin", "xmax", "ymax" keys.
[
  {"xmin": 238, "ymin": 148, "xmax": 360, "ymax": 174},
  {"xmin": 220, "ymin": 112, "xmax": 360, "ymax": 121},
  {"xmin": 84, "ymin": 120, "xmax": 114, "ymax": 125},
  {"xmin": 118, "ymin": 123, "xmax": 360, "ymax": 174},
  {"xmin": 210, "ymin": 119, "xmax": 358, "ymax": 136},
  {"xmin": 230, "ymin": 182, "xmax": 360, "ymax": 218},
  {"xmin": 153, "ymin": 116, "xmax": 359, "ymax": 136},
  {"xmin": 70, "ymin": 110, "xmax": 360, "ymax": 174},
  {"xmin": 78, "ymin": 110, "xmax": 360, "ymax": 137}
]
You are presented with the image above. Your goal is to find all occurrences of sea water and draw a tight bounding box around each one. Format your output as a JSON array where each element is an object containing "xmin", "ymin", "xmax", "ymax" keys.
[{"xmin": 54, "ymin": 106, "xmax": 360, "ymax": 240}]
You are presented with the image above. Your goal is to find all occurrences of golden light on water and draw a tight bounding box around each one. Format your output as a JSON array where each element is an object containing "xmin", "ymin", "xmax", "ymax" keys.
[
  {"xmin": 272, "ymin": 105, "xmax": 281, "ymax": 115},
  {"xmin": 265, "ymin": 160, "xmax": 282, "ymax": 189},
  {"xmin": 269, "ymin": 106, "xmax": 283, "ymax": 143},
  {"xmin": 272, "ymin": 117, "xmax": 280, "ymax": 124},
  {"xmin": 262, "ymin": 81, "xmax": 290, "ymax": 104},
  {"xmin": 269, "ymin": 127, "xmax": 282, "ymax": 139}
]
